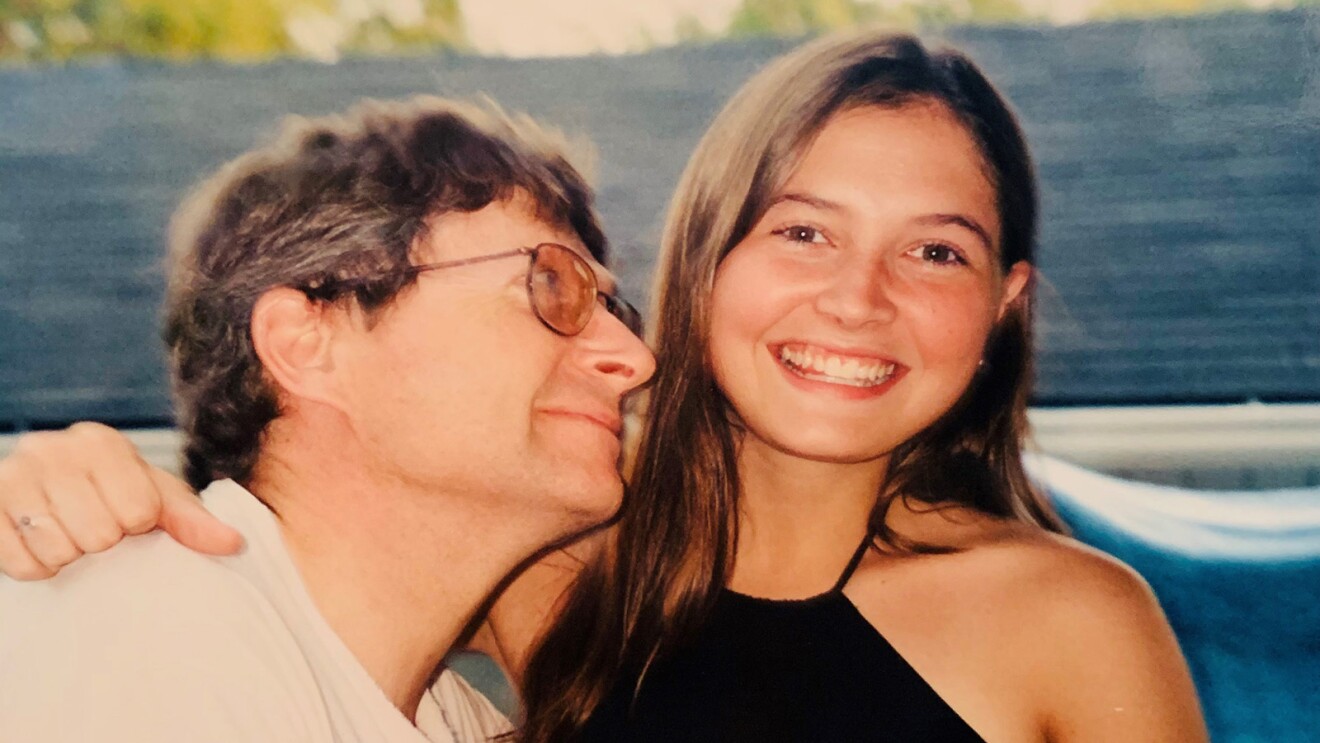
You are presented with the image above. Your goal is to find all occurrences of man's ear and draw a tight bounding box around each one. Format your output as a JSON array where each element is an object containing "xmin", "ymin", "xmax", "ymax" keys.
[
  {"xmin": 250, "ymin": 288, "xmax": 341, "ymax": 408},
  {"xmin": 997, "ymin": 260, "xmax": 1032, "ymax": 321}
]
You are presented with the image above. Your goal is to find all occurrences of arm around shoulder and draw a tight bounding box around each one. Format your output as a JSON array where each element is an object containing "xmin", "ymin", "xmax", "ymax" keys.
[{"xmin": 1032, "ymin": 545, "xmax": 1209, "ymax": 743}]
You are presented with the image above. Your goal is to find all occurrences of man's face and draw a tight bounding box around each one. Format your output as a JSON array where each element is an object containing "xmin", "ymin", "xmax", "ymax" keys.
[{"xmin": 328, "ymin": 193, "xmax": 655, "ymax": 532}]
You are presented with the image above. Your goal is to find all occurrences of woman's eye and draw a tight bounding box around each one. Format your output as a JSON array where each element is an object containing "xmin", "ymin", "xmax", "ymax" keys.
[
  {"xmin": 772, "ymin": 225, "xmax": 828, "ymax": 244},
  {"xmin": 909, "ymin": 243, "xmax": 966, "ymax": 265}
]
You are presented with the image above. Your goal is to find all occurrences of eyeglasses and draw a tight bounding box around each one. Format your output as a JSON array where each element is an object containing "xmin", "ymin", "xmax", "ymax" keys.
[{"xmin": 405, "ymin": 242, "xmax": 643, "ymax": 338}]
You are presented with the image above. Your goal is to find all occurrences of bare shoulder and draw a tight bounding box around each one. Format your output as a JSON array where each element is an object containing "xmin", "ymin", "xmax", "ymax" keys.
[
  {"xmin": 848, "ymin": 509, "xmax": 1207, "ymax": 742},
  {"xmin": 903, "ymin": 522, "xmax": 1176, "ymax": 662},
  {"xmin": 1010, "ymin": 532, "xmax": 1206, "ymax": 739},
  {"xmin": 980, "ymin": 527, "xmax": 1158, "ymax": 620},
  {"xmin": 968, "ymin": 528, "xmax": 1208, "ymax": 742},
  {"xmin": 878, "ymin": 499, "xmax": 1157, "ymax": 616}
]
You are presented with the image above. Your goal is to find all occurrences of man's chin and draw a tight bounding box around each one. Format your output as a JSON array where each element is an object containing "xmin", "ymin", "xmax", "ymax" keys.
[{"xmin": 554, "ymin": 474, "xmax": 624, "ymax": 528}]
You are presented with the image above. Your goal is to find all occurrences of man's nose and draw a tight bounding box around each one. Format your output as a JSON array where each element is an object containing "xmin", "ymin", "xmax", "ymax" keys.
[{"xmin": 578, "ymin": 311, "xmax": 656, "ymax": 394}]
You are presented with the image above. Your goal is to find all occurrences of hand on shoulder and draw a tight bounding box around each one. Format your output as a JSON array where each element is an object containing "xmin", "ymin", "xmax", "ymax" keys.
[{"xmin": 0, "ymin": 422, "xmax": 241, "ymax": 580}]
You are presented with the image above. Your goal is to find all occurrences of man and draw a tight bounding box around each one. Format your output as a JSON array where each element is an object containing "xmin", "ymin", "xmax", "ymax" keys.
[{"xmin": 0, "ymin": 96, "xmax": 654, "ymax": 741}]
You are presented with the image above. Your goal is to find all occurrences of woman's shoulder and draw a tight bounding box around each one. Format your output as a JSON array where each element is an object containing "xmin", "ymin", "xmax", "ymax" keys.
[
  {"xmin": 847, "ymin": 510, "xmax": 1206, "ymax": 740},
  {"xmin": 849, "ymin": 503, "xmax": 1181, "ymax": 686},
  {"xmin": 874, "ymin": 505, "xmax": 1165, "ymax": 633},
  {"xmin": 981, "ymin": 529, "xmax": 1181, "ymax": 677},
  {"xmin": 972, "ymin": 522, "xmax": 1154, "ymax": 606},
  {"xmin": 957, "ymin": 526, "xmax": 1206, "ymax": 738},
  {"xmin": 868, "ymin": 498, "xmax": 1156, "ymax": 611}
]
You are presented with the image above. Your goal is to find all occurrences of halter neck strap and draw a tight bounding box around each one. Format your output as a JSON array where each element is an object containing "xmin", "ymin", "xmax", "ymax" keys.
[{"xmin": 830, "ymin": 534, "xmax": 874, "ymax": 594}]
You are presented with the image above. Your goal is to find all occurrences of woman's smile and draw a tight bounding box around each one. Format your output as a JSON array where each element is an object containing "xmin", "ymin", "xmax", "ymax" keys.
[
  {"xmin": 769, "ymin": 342, "xmax": 908, "ymax": 402},
  {"xmin": 708, "ymin": 102, "xmax": 1028, "ymax": 464}
]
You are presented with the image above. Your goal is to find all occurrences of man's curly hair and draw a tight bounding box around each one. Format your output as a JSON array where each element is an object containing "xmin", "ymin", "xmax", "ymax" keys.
[{"xmin": 163, "ymin": 96, "xmax": 607, "ymax": 491}]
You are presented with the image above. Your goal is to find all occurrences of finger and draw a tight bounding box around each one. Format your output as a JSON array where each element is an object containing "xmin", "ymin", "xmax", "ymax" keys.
[
  {"xmin": 69, "ymin": 423, "xmax": 164, "ymax": 536},
  {"xmin": 0, "ymin": 443, "xmax": 58, "ymax": 578},
  {"xmin": 152, "ymin": 469, "xmax": 243, "ymax": 556},
  {"xmin": 42, "ymin": 470, "xmax": 123, "ymax": 555},
  {"xmin": 14, "ymin": 510, "xmax": 83, "ymax": 574},
  {"xmin": 0, "ymin": 512, "xmax": 54, "ymax": 580},
  {"xmin": 0, "ymin": 453, "xmax": 82, "ymax": 573}
]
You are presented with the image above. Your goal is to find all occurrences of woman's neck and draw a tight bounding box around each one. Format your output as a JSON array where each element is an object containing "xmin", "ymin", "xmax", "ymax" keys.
[{"xmin": 728, "ymin": 437, "xmax": 888, "ymax": 599}]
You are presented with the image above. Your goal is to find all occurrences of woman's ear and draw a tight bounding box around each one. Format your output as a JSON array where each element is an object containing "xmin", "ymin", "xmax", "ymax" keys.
[
  {"xmin": 997, "ymin": 261, "xmax": 1032, "ymax": 321},
  {"xmin": 250, "ymin": 288, "xmax": 340, "ymax": 408}
]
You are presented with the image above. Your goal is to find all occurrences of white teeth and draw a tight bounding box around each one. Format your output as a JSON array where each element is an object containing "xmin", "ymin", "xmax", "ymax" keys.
[{"xmin": 776, "ymin": 346, "xmax": 896, "ymax": 388}]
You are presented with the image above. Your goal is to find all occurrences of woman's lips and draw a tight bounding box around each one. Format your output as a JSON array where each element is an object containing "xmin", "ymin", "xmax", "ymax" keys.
[{"xmin": 773, "ymin": 342, "xmax": 901, "ymax": 387}]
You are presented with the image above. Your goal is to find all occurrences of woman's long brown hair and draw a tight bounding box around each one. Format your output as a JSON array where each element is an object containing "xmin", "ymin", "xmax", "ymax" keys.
[{"xmin": 519, "ymin": 30, "xmax": 1066, "ymax": 742}]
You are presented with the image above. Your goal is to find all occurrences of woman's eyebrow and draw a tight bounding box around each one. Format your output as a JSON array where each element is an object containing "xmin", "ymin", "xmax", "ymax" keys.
[
  {"xmin": 766, "ymin": 195, "xmax": 995, "ymax": 251},
  {"xmin": 913, "ymin": 213, "xmax": 994, "ymax": 250},
  {"xmin": 767, "ymin": 192, "xmax": 846, "ymax": 213}
]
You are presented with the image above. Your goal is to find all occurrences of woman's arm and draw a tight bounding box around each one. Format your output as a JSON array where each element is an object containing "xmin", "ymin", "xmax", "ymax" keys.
[
  {"xmin": 1034, "ymin": 547, "xmax": 1209, "ymax": 742},
  {"xmin": 0, "ymin": 422, "xmax": 242, "ymax": 579}
]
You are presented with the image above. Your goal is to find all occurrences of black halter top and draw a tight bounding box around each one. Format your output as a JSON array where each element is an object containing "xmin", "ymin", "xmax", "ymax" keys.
[{"xmin": 576, "ymin": 540, "xmax": 985, "ymax": 742}]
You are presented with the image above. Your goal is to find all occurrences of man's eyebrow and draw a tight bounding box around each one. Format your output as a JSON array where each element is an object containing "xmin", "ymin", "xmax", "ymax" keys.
[{"xmin": 914, "ymin": 213, "xmax": 995, "ymax": 250}]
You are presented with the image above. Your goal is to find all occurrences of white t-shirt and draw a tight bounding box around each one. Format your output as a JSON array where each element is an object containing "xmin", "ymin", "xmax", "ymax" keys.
[{"xmin": 0, "ymin": 479, "xmax": 512, "ymax": 742}]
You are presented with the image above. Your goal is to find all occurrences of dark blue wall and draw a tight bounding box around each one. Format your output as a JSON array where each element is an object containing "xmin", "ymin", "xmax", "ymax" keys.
[{"xmin": 1, "ymin": 9, "xmax": 1317, "ymax": 429}]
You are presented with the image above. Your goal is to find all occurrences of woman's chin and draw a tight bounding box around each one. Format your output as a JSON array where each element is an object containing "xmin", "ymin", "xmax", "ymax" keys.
[{"xmin": 750, "ymin": 428, "xmax": 899, "ymax": 468}]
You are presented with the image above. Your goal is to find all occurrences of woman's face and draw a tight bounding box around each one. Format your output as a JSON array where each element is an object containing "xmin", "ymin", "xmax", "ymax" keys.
[{"xmin": 708, "ymin": 101, "xmax": 1030, "ymax": 466}]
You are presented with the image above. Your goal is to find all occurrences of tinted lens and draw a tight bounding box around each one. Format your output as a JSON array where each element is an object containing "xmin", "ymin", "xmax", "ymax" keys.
[{"xmin": 529, "ymin": 243, "xmax": 597, "ymax": 335}]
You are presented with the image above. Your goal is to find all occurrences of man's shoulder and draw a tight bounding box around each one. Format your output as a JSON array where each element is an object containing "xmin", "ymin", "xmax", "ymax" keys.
[
  {"xmin": 0, "ymin": 527, "xmax": 305, "ymax": 679},
  {"xmin": 0, "ymin": 530, "xmax": 331, "ymax": 741},
  {"xmin": 1, "ymin": 479, "xmax": 290, "ymax": 624},
  {"xmin": 1, "ymin": 527, "xmax": 260, "ymax": 620}
]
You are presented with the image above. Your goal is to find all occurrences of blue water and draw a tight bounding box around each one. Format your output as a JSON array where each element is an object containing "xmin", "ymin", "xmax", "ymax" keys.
[{"xmin": 1036, "ymin": 457, "xmax": 1320, "ymax": 742}]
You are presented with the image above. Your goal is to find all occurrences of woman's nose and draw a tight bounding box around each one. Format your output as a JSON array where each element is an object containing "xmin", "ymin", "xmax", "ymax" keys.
[{"xmin": 812, "ymin": 256, "xmax": 899, "ymax": 328}]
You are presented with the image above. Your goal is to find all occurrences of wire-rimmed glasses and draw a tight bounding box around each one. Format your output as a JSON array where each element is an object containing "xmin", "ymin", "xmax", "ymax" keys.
[{"xmin": 405, "ymin": 242, "xmax": 642, "ymax": 337}]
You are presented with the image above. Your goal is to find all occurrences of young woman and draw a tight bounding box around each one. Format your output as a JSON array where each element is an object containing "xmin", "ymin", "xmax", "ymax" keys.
[{"xmin": 0, "ymin": 30, "xmax": 1206, "ymax": 742}]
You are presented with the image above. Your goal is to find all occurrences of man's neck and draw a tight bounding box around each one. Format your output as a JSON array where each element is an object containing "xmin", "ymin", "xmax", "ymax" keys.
[{"xmin": 247, "ymin": 438, "xmax": 549, "ymax": 719}]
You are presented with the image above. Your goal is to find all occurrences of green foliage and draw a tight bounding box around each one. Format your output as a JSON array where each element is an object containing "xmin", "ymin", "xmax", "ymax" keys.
[
  {"xmin": 0, "ymin": 0, "xmax": 466, "ymax": 64},
  {"xmin": 1089, "ymin": 0, "xmax": 1254, "ymax": 19},
  {"xmin": 673, "ymin": 13, "xmax": 716, "ymax": 44},
  {"xmin": 724, "ymin": 0, "xmax": 1039, "ymax": 37},
  {"xmin": 721, "ymin": 0, "xmax": 1311, "ymax": 38},
  {"xmin": 726, "ymin": 0, "xmax": 881, "ymax": 36},
  {"xmin": 3, "ymin": 0, "xmax": 1314, "ymax": 63}
]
